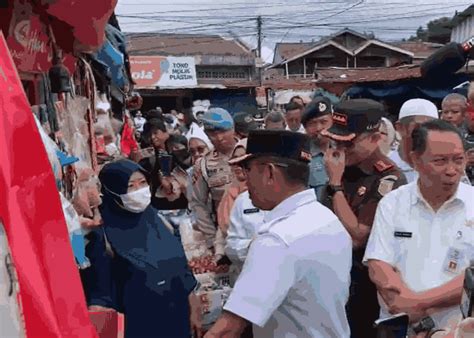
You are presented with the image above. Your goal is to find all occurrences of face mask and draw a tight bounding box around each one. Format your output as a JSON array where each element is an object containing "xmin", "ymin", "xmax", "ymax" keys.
[{"xmin": 120, "ymin": 186, "xmax": 151, "ymax": 213}]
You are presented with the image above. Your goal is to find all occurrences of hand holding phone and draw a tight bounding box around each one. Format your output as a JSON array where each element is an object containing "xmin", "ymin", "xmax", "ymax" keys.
[{"xmin": 374, "ymin": 313, "xmax": 409, "ymax": 338}]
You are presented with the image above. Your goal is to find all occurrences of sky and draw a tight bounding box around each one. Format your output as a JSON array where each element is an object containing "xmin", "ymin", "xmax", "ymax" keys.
[{"xmin": 115, "ymin": 0, "xmax": 472, "ymax": 63}]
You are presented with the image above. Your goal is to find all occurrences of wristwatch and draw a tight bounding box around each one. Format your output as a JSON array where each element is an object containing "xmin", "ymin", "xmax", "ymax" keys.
[
  {"xmin": 327, "ymin": 184, "xmax": 344, "ymax": 197},
  {"xmin": 412, "ymin": 316, "xmax": 435, "ymax": 335}
]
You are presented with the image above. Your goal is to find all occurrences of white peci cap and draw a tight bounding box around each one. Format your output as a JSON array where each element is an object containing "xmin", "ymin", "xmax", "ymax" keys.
[{"xmin": 398, "ymin": 98, "xmax": 439, "ymax": 120}]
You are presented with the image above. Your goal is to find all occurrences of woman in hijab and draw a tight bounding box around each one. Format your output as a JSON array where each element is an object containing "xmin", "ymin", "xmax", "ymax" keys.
[{"xmin": 85, "ymin": 159, "xmax": 201, "ymax": 338}]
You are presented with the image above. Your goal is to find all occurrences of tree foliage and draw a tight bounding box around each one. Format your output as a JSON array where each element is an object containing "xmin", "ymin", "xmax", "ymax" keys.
[{"xmin": 408, "ymin": 17, "xmax": 452, "ymax": 44}]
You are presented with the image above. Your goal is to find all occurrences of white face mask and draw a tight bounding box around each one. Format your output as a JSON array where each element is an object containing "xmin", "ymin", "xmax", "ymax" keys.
[{"xmin": 120, "ymin": 186, "xmax": 151, "ymax": 213}]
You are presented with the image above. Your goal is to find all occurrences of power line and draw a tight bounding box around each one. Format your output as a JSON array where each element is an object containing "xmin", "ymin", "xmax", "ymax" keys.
[{"xmin": 278, "ymin": 0, "xmax": 365, "ymax": 44}]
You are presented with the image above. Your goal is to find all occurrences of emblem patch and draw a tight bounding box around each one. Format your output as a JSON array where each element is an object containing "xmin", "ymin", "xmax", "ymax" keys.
[
  {"xmin": 333, "ymin": 113, "xmax": 348, "ymax": 126},
  {"xmin": 318, "ymin": 102, "xmax": 327, "ymax": 112},
  {"xmin": 377, "ymin": 175, "xmax": 398, "ymax": 196},
  {"xmin": 357, "ymin": 186, "xmax": 367, "ymax": 196}
]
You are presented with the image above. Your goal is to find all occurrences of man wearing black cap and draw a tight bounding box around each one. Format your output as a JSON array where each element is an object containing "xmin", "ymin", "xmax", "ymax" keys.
[
  {"xmin": 205, "ymin": 130, "xmax": 352, "ymax": 338},
  {"xmin": 233, "ymin": 112, "xmax": 259, "ymax": 139},
  {"xmin": 321, "ymin": 99, "xmax": 407, "ymax": 338},
  {"xmin": 302, "ymin": 96, "xmax": 333, "ymax": 201}
]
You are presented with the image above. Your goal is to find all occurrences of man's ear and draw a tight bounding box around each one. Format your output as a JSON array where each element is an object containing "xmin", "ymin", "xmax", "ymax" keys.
[
  {"xmin": 394, "ymin": 121, "xmax": 402, "ymax": 133},
  {"xmin": 371, "ymin": 132, "xmax": 382, "ymax": 143},
  {"xmin": 409, "ymin": 151, "xmax": 420, "ymax": 170}
]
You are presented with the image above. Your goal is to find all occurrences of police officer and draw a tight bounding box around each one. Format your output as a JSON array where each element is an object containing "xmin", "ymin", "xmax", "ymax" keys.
[
  {"xmin": 205, "ymin": 130, "xmax": 352, "ymax": 338},
  {"xmin": 320, "ymin": 99, "xmax": 407, "ymax": 338},
  {"xmin": 301, "ymin": 96, "xmax": 333, "ymax": 201},
  {"xmin": 190, "ymin": 108, "xmax": 238, "ymax": 251}
]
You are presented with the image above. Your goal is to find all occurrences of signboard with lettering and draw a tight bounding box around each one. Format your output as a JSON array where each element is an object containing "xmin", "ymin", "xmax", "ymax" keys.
[
  {"xmin": 6, "ymin": 0, "xmax": 76, "ymax": 74},
  {"xmin": 130, "ymin": 56, "xmax": 197, "ymax": 88}
]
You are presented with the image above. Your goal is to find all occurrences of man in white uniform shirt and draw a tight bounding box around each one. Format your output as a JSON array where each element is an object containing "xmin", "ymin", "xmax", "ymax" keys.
[
  {"xmin": 390, "ymin": 98, "xmax": 438, "ymax": 183},
  {"xmin": 225, "ymin": 190, "xmax": 266, "ymax": 266},
  {"xmin": 364, "ymin": 120, "xmax": 474, "ymax": 334},
  {"xmin": 205, "ymin": 130, "xmax": 352, "ymax": 338}
]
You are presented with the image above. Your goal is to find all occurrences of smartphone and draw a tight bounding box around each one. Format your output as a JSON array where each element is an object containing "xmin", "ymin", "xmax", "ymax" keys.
[{"xmin": 374, "ymin": 313, "xmax": 409, "ymax": 338}]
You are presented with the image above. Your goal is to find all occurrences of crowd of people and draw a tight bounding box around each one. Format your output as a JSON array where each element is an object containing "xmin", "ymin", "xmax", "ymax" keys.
[{"xmin": 48, "ymin": 86, "xmax": 474, "ymax": 338}]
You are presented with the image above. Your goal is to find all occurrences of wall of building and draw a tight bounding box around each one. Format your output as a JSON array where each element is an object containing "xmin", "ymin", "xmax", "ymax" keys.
[{"xmin": 451, "ymin": 15, "xmax": 474, "ymax": 43}]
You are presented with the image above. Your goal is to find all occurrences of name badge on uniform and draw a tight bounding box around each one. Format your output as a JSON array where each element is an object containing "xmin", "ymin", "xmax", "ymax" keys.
[
  {"xmin": 243, "ymin": 208, "xmax": 260, "ymax": 214},
  {"xmin": 394, "ymin": 231, "xmax": 412, "ymax": 238},
  {"xmin": 443, "ymin": 246, "xmax": 465, "ymax": 274}
]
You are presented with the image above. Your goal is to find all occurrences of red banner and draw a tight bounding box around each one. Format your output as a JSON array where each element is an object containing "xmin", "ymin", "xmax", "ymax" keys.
[
  {"xmin": 0, "ymin": 31, "xmax": 97, "ymax": 338},
  {"xmin": 6, "ymin": 0, "xmax": 76, "ymax": 73}
]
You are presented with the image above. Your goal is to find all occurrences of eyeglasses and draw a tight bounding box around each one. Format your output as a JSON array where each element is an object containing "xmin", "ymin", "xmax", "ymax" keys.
[{"xmin": 190, "ymin": 146, "xmax": 207, "ymax": 156}]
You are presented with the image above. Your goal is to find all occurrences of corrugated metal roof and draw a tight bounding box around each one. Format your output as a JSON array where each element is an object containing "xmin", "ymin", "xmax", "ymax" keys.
[
  {"xmin": 126, "ymin": 33, "xmax": 253, "ymax": 58},
  {"xmin": 315, "ymin": 66, "xmax": 421, "ymax": 83},
  {"xmin": 263, "ymin": 65, "xmax": 422, "ymax": 87},
  {"xmin": 395, "ymin": 41, "xmax": 444, "ymax": 59},
  {"xmin": 448, "ymin": 5, "xmax": 474, "ymax": 28}
]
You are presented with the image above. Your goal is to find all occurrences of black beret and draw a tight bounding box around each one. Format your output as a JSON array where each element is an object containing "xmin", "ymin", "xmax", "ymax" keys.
[{"xmin": 301, "ymin": 96, "xmax": 333, "ymax": 126}]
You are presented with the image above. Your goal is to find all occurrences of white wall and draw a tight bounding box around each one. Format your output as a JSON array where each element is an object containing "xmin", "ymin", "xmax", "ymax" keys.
[{"xmin": 451, "ymin": 15, "xmax": 474, "ymax": 43}]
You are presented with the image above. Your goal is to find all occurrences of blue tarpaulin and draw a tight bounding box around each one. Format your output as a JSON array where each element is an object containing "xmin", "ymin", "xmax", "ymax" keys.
[{"xmin": 344, "ymin": 73, "xmax": 471, "ymax": 101}]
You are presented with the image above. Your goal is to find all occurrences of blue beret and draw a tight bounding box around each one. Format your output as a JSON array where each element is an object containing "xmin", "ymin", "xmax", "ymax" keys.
[{"xmin": 201, "ymin": 108, "xmax": 234, "ymax": 131}]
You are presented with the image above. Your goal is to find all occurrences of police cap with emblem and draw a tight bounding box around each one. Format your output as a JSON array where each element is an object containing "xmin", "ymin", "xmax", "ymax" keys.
[
  {"xmin": 301, "ymin": 96, "xmax": 333, "ymax": 126},
  {"xmin": 201, "ymin": 107, "xmax": 234, "ymax": 131},
  {"xmin": 229, "ymin": 130, "xmax": 311, "ymax": 165},
  {"xmin": 321, "ymin": 99, "xmax": 384, "ymax": 142},
  {"xmin": 233, "ymin": 112, "xmax": 258, "ymax": 135}
]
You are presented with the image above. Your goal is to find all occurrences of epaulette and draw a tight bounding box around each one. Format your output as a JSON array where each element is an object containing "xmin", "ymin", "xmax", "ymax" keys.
[{"xmin": 374, "ymin": 160, "xmax": 394, "ymax": 173}]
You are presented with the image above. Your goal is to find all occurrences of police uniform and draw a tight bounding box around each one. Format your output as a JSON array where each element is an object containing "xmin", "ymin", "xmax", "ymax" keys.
[
  {"xmin": 222, "ymin": 130, "xmax": 353, "ymax": 338},
  {"xmin": 302, "ymin": 96, "xmax": 333, "ymax": 201},
  {"xmin": 321, "ymin": 99, "xmax": 407, "ymax": 338},
  {"xmin": 189, "ymin": 108, "xmax": 236, "ymax": 249}
]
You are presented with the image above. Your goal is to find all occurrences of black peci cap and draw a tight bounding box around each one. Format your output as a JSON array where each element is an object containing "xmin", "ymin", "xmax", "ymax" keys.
[
  {"xmin": 321, "ymin": 99, "xmax": 384, "ymax": 141},
  {"xmin": 230, "ymin": 129, "xmax": 311, "ymax": 165}
]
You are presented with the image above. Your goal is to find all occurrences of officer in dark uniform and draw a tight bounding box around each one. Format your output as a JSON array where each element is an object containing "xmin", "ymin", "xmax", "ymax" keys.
[{"xmin": 321, "ymin": 99, "xmax": 407, "ymax": 338}]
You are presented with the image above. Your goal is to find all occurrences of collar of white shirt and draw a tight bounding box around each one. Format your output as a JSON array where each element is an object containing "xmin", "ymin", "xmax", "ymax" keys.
[
  {"xmin": 260, "ymin": 189, "xmax": 316, "ymax": 230},
  {"xmin": 410, "ymin": 181, "xmax": 470, "ymax": 210},
  {"xmin": 286, "ymin": 125, "xmax": 306, "ymax": 133}
]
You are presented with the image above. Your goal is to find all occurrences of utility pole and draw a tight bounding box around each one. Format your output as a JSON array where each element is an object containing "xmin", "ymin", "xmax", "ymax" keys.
[
  {"xmin": 255, "ymin": 15, "xmax": 262, "ymax": 113},
  {"xmin": 257, "ymin": 16, "xmax": 262, "ymax": 58},
  {"xmin": 256, "ymin": 16, "xmax": 263, "ymax": 88}
]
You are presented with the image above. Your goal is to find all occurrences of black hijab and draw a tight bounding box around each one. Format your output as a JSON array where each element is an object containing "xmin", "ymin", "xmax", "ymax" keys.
[{"xmin": 98, "ymin": 159, "xmax": 183, "ymax": 270}]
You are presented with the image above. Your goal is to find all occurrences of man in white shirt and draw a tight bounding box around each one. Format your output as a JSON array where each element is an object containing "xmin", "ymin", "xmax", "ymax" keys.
[
  {"xmin": 225, "ymin": 190, "xmax": 266, "ymax": 266},
  {"xmin": 205, "ymin": 130, "xmax": 352, "ymax": 338},
  {"xmin": 389, "ymin": 98, "xmax": 438, "ymax": 183},
  {"xmin": 364, "ymin": 119, "xmax": 474, "ymax": 334},
  {"xmin": 133, "ymin": 111, "xmax": 146, "ymax": 133},
  {"xmin": 284, "ymin": 101, "xmax": 306, "ymax": 134}
]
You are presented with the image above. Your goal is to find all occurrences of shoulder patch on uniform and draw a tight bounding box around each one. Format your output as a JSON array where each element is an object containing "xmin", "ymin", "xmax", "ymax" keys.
[
  {"xmin": 374, "ymin": 160, "xmax": 394, "ymax": 173},
  {"xmin": 377, "ymin": 175, "xmax": 399, "ymax": 196},
  {"xmin": 243, "ymin": 208, "xmax": 260, "ymax": 214}
]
